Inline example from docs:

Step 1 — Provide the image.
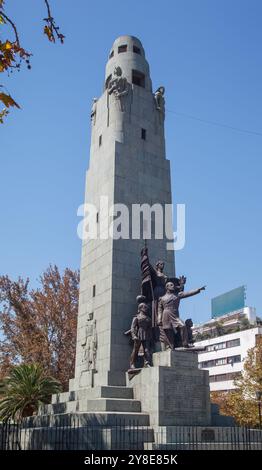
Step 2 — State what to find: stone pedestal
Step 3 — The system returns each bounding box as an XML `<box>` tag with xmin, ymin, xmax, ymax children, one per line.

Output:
<box><xmin>127</xmin><ymin>350</ymin><xmax>211</xmax><ymax>426</ymax></box>
<box><xmin>20</xmin><ymin>349</ymin><xmax>236</xmax><ymax>450</ymax></box>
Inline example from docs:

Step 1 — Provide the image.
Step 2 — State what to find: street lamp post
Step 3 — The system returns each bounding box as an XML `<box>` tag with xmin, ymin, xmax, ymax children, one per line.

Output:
<box><xmin>256</xmin><ymin>391</ymin><xmax>262</xmax><ymax>429</ymax></box>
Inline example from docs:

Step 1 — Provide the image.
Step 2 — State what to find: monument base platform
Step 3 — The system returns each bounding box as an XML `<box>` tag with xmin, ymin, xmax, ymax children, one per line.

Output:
<box><xmin>127</xmin><ymin>350</ymin><xmax>211</xmax><ymax>426</ymax></box>
<box><xmin>17</xmin><ymin>350</ymin><xmax>235</xmax><ymax>450</ymax></box>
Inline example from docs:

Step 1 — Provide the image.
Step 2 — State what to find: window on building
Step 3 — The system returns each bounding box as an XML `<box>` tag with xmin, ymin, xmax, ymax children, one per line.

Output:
<box><xmin>227</xmin><ymin>339</ymin><xmax>240</xmax><ymax>348</ymax></box>
<box><xmin>133</xmin><ymin>45</ymin><xmax>141</xmax><ymax>54</ymax></box>
<box><xmin>141</xmin><ymin>128</ymin><xmax>146</xmax><ymax>140</ymax></box>
<box><xmin>216</xmin><ymin>358</ymin><xmax>227</xmax><ymax>366</ymax></box>
<box><xmin>109</xmin><ymin>50</ymin><xmax>114</xmax><ymax>59</ymax></box>
<box><xmin>118</xmin><ymin>45</ymin><xmax>127</xmax><ymax>53</ymax></box>
<box><xmin>92</xmin><ymin>285</ymin><xmax>96</xmax><ymax>297</ymax></box>
<box><xmin>105</xmin><ymin>74</ymin><xmax>112</xmax><ymax>89</ymax></box>
<box><xmin>228</xmin><ymin>355</ymin><xmax>241</xmax><ymax>364</ymax></box>
<box><xmin>209</xmin><ymin>372</ymin><xmax>241</xmax><ymax>383</ymax></box>
<box><xmin>200</xmin><ymin>359</ymin><xmax>215</xmax><ymax>368</ymax></box>
<box><xmin>199</xmin><ymin>354</ymin><xmax>241</xmax><ymax>369</ymax></box>
<box><xmin>99</xmin><ymin>135</ymin><xmax>102</xmax><ymax>146</ymax></box>
<box><xmin>206</xmin><ymin>338</ymin><xmax>240</xmax><ymax>353</ymax></box>
<box><xmin>132</xmin><ymin>69</ymin><xmax>145</xmax><ymax>88</ymax></box>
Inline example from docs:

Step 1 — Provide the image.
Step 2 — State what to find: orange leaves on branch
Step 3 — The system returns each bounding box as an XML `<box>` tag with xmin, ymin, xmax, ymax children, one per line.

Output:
<box><xmin>0</xmin><ymin>38</ymin><xmax>29</xmax><ymax>121</ymax></box>
<box><xmin>43</xmin><ymin>24</ymin><xmax>65</xmax><ymax>44</ymax></box>
<box><xmin>44</xmin><ymin>25</ymin><xmax>55</xmax><ymax>43</ymax></box>
<box><xmin>43</xmin><ymin>22</ymin><xmax>65</xmax><ymax>44</ymax></box>
<box><xmin>0</xmin><ymin>89</ymin><xmax>21</xmax><ymax>123</ymax></box>
<box><xmin>0</xmin><ymin>92</ymin><xmax>20</xmax><ymax>109</ymax></box>
<box><xmin>43</xmin><ymin>0</ymin><xmax>65</xmax><ymax>44</ymax></box>
<box><xmin>0</xmin><ymin>40</ymin><xmax>32</xmax><ymax>73</ymax></box>
<box><xmin>0</xmin><ymin>0</ymin><xmax>64</xmax><ymax>123</ymax></box>
<box><xmin>0</xmin><ymin>2</ymin><xmax>31</xmax><ymax>122</ymax></box>
<box><xmin>0</xmin><ymin>4</ymin><xmax>32</xmax><ymax>75</ymax></box>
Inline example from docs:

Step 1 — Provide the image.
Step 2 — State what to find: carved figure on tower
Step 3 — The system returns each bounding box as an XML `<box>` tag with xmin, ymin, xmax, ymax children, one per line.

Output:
<box><xmin>154</xmin><ymin>86</ymin><xmax>165</xmax><ymax>116</ymax></box>
<box><xmin>81</xmin><ymin>315</ymin><xmax>97</xmax><ymax>370</ymax></box>
<box><xmin>108</xmin><ymin>66</ymin><xmax>129</xmax><ymax>111</ymax></box>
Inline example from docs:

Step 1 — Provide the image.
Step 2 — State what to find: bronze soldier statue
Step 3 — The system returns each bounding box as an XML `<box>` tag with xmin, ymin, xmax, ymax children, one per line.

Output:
<box><xmin>130</xmin><ymin>302</ymin><xmax>153</xmax><ymax>369</ymax></box>
<box><xmin>185</xmin><ymin>318</ymin><xmax>194</xmax><ymax>346</ymax></box>
<box><xmin>140</xmin><ymin>246</ymin><xmax>188</xmax><ymax>345</ymax></box>
<box><xmin>158</xmin><ymin>281</ymin><xmax>205</xmax><ymax>349</ymax></box>
<box><xmin>141</xmin><ymin>247</ymin><xmax>174</xmax><ymax>326</ymax></box>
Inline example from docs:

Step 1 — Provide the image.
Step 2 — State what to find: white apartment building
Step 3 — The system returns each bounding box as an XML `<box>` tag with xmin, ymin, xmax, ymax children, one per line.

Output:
<box><xmin>193</xmin><ymin>308</ymin><xmax>262</xmax><ymax>392</ymax></box>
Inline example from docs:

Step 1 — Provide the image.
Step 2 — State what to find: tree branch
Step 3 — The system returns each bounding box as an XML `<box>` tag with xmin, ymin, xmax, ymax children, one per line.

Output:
<box><xmin>43</xmin><ymin>0</ymin><xmax>65</xmax><ymax>43</ymax></box>
<box><xmin>0</xmin><ymin>11</ymin><xmax>20</xmax><ymax>45</ymax></box>
<box><xmin>44</xmin><ymin>0</ymin><xmax>52</xmax><ymax>18</ymax></box>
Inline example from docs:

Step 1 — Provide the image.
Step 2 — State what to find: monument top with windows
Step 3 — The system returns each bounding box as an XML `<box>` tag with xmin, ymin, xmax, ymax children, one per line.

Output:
<box><xmin>105</xmin><ymin>35</ymin><xmax>152</xmax><ymax>92</ymax></box>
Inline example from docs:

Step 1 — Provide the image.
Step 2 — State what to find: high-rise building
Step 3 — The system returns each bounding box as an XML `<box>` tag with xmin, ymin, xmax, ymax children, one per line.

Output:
<box><xmin>194</xmin><ymin>299</ymin><xmax>261</xmax><ymax>392</ymax></box>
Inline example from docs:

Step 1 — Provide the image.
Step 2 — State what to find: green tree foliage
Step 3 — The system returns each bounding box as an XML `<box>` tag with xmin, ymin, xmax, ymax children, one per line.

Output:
<box><xmin>0</xmin><ymin>363</ymin><xmax>62</xmax><ymax>421</ymax></box>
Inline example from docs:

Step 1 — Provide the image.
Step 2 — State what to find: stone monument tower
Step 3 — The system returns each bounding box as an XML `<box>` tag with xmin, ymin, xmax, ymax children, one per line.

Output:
<box><xmin>73</xmin><ymin>35</ymin><xmax>175</xmax><ymax>390</ymax></box>
<box><xmin>37</xmin><ymin>37</ymin><xmax>228</xmax><ymax>446</ymax></box>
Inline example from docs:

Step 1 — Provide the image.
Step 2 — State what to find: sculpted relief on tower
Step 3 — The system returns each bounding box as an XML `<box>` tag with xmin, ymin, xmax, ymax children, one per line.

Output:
<box><xmin>90</xmin><ymin>98</ymin><xmax>98</xmax><ymax>125</ymax></box>
<box><xmin>107</xmin><ymin>66</ymin><xmax>130</xmax><ymax>112</ymax></box>
<box><xmin>154</xmin><ymin>86</ymin><xmax>165</xmax><ymax>117</ymax></box>
<box><xmin>81</xmin><ymin>314</ymin><xmax>97</xmax><ymax>371</ymax></box>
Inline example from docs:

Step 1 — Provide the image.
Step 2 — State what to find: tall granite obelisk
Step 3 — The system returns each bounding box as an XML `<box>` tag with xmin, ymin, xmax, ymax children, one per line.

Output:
<box><xmin>35</xmin><ymin>36</ymin><xmax>223</xmax><ymax>439</ymax></box>
<box><xmin>73</xmin><ymin>36</ymin><xmax>175</xmax><ymax>390</ymax></box>
<box><xmin>35</xmin><ymin>37</ymin><xmax>232</xmax><ymax>438</ymax></box>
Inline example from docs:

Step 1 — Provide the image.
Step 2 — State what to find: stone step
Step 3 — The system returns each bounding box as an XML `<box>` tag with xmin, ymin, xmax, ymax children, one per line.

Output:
<box><xmin>78</xmin><ymin>398</ymin><xmax>141</xmax><ymax>413</ymax></box>
<box><xmin>42</xmin><ymin>397</ymin><xmax>141</xmax><ymax>415</ymax></box>
<box><xmin>12</xmin><ymin>425</ymin><xmax>155</xmax><ymax>450</ymax></box>
<box><xmin>25</xmin><ymin>411</ymin><xmax>150</xmax><ymax>427</ymax></box>
<box><xmin>51</xmin><ymin>391</ymin><xmax>72</xmax><ymax>404</ymax></box>
<box><xmin>51</xmin><ymin>386</ymin><xmax>133</xmax><ymax>405</ymax></box>
<box><xmin>89</xmin><ymin>386</ymin><xmax>134</xmax><ymax>399</ymax></box>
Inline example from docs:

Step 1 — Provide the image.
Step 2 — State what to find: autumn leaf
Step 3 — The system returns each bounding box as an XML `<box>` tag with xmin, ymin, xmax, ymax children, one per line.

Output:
<box><xmin>0</xmin><ymin>108</ymin><xmax>8</xmax><ymax>124</ymax></box>
<box><xmin>4</xmin><ymin>40</ymin><xmax>12</xmax><ymax>50</ymax></box>
<box><xmin>0</xmin><ymin>41</ymin><xmax>14</xmax><ymax>72</ymax></box>
<box><xmin>44</xmin><ymin>25</ymin><xmax>54</xmax><ymax>42</ymax></box>
<box><xmin>0</xmin><ymin>92</ymin><xmax>20</xmax><ymax>109</ymax></box>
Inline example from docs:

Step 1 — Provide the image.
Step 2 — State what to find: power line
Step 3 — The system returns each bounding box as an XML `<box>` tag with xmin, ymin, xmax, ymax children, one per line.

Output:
<box><xmin>166</xmin><ymin>109</ymin><xmax>262</xmax><ymax>137</ymax></box>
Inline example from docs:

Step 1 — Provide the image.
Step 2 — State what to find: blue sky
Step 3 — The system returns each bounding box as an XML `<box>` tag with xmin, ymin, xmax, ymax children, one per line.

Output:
<box><xmin>1</xmin><ymin>0</ymin><xmax>262</xmax><ymax>324</ymax></box>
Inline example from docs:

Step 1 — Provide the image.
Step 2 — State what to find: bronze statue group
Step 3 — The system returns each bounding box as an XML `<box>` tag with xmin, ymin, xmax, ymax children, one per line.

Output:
<box><xmin>128</xmin><ymin>247</ymin><xmax>205</xmax><ymax>370</ymax></box>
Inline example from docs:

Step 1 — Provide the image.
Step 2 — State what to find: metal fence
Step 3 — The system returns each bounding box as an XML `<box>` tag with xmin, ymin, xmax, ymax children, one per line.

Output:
<box><xmin>0</xmin><ymin>418</ymin><xmax>262</xmax><ymax>450</ymax></box>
